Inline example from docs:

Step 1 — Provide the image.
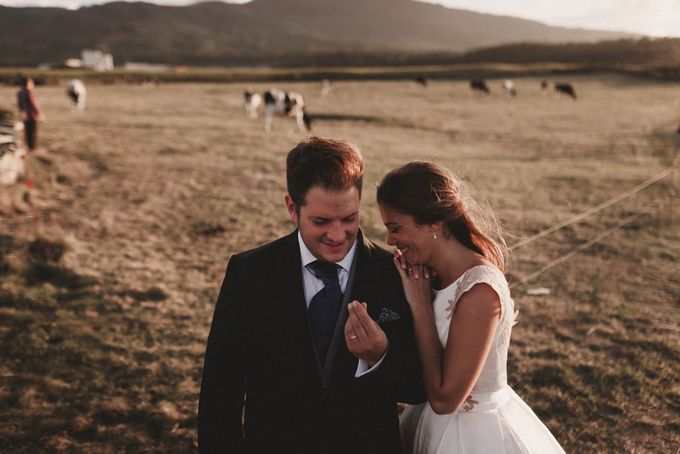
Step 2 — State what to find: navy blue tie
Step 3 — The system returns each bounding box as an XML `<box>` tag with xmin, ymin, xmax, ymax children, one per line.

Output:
<box><xmin>307</xmin><ymin>260</ymin><xmax>343</xmax><ymax>366</ymax></box>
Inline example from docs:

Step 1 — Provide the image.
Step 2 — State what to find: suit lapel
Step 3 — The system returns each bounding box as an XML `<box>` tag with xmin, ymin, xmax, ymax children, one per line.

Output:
<box><xmin>279</xmin><ymin>232</ymin><xmax>307</xmax><ymax>315</ymax></box>
<box><xmin>277</xmin><ymin>232</ymin><xmax>322</xmax><ymax>378</ymax></box>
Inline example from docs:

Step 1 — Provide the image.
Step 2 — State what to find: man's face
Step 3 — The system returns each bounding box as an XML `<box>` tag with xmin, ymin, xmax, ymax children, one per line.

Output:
<box><xmin>286</xmin><ymin>185</ymin><xmax>360</xmax><ymax>263</ymax></box>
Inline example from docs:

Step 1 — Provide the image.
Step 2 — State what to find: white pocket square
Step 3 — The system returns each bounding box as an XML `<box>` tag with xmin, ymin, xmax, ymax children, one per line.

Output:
<box><xmin>377</xmin><ymin>307</ymin><xmax>400</xmax><ymax>324</ymax></box>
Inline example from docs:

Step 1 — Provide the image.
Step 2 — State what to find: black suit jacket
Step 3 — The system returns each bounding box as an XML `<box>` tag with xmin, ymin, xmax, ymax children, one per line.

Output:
<box><xmin>198</xmin><ymin>230</ymin><xmax>424</xmax><ymax>454</ymax></box>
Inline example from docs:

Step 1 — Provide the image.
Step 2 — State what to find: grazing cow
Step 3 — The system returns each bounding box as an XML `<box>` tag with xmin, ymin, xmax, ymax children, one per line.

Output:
<box><xmin>414</xmin><ymin>76</ymin><xmax>428</xmax><ymax>87</ymax></box>
<box><xmin>263</xmin><ymin>89</ymin><xmax>312</xmax><ymax>132</ymax></box>
<box><xmin>470</xmin><ymin>79</ymin><xmax>490</xmax><ymax>94</ymax></box>
<box><xmin>66</xmin><ymin>79</ymin><xmax>87</xmax><ymax>111</ymax></box>
<box><xmin>243</xmin><ymin>91</ymin><xmax>262</xmax><ymax>119</ymax></box>
<box><xmin>554</xmin><ymin>83</ymin><xmax>577</xmax><ymax>99</ymax></box>
<box><xmin>502</xmin><ymin>79</ymin><xmax>517</xmax><ymax>97</ymax></box>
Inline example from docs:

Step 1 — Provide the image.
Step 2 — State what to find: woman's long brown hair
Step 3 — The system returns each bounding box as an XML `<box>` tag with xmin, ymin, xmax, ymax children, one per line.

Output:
<box><xmin>377</xmin><ymin>161</ymin><xmax>507</xmax><ymax>271</ymax></box>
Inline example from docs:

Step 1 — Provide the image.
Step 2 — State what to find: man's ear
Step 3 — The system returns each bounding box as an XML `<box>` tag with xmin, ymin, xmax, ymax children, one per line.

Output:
<box><xmin>284</xmin><ymin>194</ymin><xmax>299</xmax><ymax>224</ymax></box>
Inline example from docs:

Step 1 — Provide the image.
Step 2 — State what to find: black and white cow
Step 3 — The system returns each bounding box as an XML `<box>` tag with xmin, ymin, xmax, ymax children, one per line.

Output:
<box><xmin>470</xmin><ymin>79</ymin><xmax>490</xmax><ymax>94</ymax></box>
<box><xmin>66</xmin><ymin>79</ymin><xmax>87</xmax><ymax>111</ymax></box>
<box><xmin>554</xmin><ymin>83</ymin><xmax>577</xmax><ymax>100</ymax></box>
<box><xmin>263</xmin><ymin>89</ymin><xmax>311</xmax><ymax>132</ymax></box>
<box><xmin>243</xmin><ymin>91</ymin><xmax>262</xmax><ymax>119</ymax></box>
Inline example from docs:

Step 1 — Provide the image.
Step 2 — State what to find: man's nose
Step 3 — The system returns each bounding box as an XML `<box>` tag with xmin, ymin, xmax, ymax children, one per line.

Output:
<box><xmin>327</xmin><ymin>222</ymin><xmax>345</xmax><ymax>242</ymax></box>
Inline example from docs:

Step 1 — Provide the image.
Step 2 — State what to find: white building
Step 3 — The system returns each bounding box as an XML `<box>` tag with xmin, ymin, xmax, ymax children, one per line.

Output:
<box><xmin>81</xmin><ymin>50</ymin><xmax>114</xmax><ymax>72</ymax></box>
<box><xmin>65</xmin><ymin>58</ymin><xmax>83</xmax><ymax>69</ymax></box>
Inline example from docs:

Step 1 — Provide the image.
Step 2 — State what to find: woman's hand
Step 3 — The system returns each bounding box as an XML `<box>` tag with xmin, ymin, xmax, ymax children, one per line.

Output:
<box><xmin>392</xmin><ymin>248</ymin><xmax>432</xmax><ymax>310</ymax></box>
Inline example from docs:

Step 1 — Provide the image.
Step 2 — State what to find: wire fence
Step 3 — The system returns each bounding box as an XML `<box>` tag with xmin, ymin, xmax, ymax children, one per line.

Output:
<box><xmin>509</xmin><ymin>154</ymin><xmax>679</xmax><ymax>287</ymax></box>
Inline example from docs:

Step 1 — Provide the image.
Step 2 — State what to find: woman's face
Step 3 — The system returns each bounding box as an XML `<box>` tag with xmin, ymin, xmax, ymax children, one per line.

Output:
<box><xmin>379</xmin><ymin>204</ymin><xmax>433</xmax><ymax>266</ymax></box>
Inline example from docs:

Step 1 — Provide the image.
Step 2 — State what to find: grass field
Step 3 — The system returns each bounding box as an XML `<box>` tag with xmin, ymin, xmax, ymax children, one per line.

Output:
<box><xmin>0</xmin><ymin>73</ymin><xmax>678</xmax><ymax>452</ymax></box>
<box><xmin>0</xmin><ymin>62</ymin><xmax>665</xmax><ymax>86</ymax></box>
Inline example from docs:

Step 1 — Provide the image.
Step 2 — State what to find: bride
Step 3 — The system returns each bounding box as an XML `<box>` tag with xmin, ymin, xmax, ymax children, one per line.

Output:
<box><xmin>376</xmin><ymin>162</ymin><xmax>565</xmax><ymax>453</ymax></box>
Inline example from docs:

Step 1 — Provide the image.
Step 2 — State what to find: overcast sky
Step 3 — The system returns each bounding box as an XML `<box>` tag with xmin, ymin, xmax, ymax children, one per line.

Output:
<box><xmin>1</xmin><ymin>0</ymin><xmax>679</xmax><ymax>38</ymax></box>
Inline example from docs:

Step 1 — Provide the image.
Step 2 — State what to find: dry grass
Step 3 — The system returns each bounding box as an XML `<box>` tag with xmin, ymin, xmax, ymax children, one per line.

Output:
<box><xmin>0</xmin><ymin>74</ymin><xmax>678</xmax><ymax>452</ymax></box>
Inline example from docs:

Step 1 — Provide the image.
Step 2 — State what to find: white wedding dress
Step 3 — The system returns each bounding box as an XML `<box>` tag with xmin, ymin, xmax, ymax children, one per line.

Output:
<box><xmin>400</xmin><ymin>265</ymin><xmax>565</xmax><ymax>454</ymax></box>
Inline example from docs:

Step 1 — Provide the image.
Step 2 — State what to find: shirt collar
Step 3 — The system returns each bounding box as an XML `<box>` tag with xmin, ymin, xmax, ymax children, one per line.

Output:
<box><xmin>297</xmin><ymin>230</ymin><xmax>357</xmax><ymax>273</ymax></box>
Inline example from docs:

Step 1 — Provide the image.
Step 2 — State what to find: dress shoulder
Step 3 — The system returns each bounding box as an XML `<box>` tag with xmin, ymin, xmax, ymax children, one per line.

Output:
<box><xmin>452</xmin><ymin>265</ymin><xmax>509</xmax><ymax>304</ymax></box>
<box><xmin>444</xmin><ymin>265</ymin><xmax>516</xmax><ymax>341</ymax></box>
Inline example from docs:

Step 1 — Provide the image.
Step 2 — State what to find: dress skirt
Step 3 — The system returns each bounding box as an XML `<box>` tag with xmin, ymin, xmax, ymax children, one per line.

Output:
<box><xmin>400</xmin><ymin>386</ymin><xmax>565</xmax><ymax>454</ymax></box>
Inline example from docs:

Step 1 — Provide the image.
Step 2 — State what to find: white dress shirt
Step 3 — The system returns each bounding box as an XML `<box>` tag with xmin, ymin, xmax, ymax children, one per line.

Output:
<box><xmin>297</xmin><ymin>231</ymin><xmax>385</xmax><ymax>376</ymax></box>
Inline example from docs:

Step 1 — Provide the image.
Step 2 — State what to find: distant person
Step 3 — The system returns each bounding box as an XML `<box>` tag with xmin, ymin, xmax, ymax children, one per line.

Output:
<box><xmin>198</xmin><ymin>137</ymin><xmax>424</xmax><ymax>453</ymax></box>
<box><xmin>321</xmin><ymin>78</ymin><xmax>333</xmax><ymax>96</ymax></box>
<box><xmin>17</xmin><ymin>77</ymin><xmax>44</xmax><ymax>151</ymax></box>
<box><xmin>375</xmin><ymin>162</ymin><xmax>565</xmax><ymax>453</ymax></box>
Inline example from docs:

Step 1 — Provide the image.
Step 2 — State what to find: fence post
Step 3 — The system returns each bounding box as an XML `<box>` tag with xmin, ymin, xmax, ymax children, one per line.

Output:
<box><xmin>669</xmin><ymin>166</ymin><xmax>678</xmax><ymax>228</ymax></box>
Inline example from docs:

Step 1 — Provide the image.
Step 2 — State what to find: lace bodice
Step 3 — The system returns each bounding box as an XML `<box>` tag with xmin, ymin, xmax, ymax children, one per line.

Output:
<box><xmin>431</xmin><ymin>264</ymin><xmax>516</xmax><ymax>394</ymax></box>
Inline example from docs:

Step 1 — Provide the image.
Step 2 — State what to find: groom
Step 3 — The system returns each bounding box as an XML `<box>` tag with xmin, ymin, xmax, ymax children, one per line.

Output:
<box><xmin>198</xmin><ymin>137</ymin><xmax>423</xmax><ymax>453</ymax></box>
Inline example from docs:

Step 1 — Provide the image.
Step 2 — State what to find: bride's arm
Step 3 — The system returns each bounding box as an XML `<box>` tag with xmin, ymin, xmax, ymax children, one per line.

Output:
<box><xmin>396</xmin><ymin>260</ymin><xmax>501</xmax><ymax>415</ymax></box>
<box><xmin>427</xmin><ymin>285</ymin><xmax>500</xmax><ymax>414</ymax></box>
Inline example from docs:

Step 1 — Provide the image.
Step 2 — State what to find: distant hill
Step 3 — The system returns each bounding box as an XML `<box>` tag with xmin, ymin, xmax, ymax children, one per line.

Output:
<box><xmin>0</xmin><ymin>0</ymin><xmax>633</xmax><ymax>67</ymax></box>
<box><xmin>456</xmin><ymin>38</ymin><xmax>680</xmax><ymax>67</ymax></box>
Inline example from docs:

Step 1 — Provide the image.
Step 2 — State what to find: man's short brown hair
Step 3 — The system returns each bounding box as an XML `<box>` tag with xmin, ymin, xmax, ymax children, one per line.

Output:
<box><xmin>286</xmin><ymin>137</ymin><xmax>364</xmax><ymax>207</ymax></box>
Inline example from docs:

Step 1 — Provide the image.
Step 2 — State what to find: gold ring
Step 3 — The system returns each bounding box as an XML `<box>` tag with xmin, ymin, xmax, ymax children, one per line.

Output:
<box><xmin>349</xmin><ymin>335</ymin><xmax>358</xmax><ymax>340</ymax></box>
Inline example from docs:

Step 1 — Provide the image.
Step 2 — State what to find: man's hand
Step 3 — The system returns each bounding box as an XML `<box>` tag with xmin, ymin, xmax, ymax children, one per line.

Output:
<box><xmin>344</xmin><ymin>301</ymin><xmax>388</xmax><ymax>366</ymax></box>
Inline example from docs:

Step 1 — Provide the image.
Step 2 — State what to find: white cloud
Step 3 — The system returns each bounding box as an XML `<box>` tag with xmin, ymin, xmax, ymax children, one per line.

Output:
<box><xmin>421</xmin><ymin>0</ymin><xmax>680</xmax><ymax>37</ymax></box>
<box><xmin>1</xmin><ymin>0</ymin><xmax>80</xmax><ymax>7</ymax></box>
<box><xmin>0</xmin><ymin>0</ymin><xmax>249</xmax><ymax>7</ymax></box>
<box><xmin>1</xmin><ymin>0</ymin><xmax>679</xmax><ymax>37</ymax></box>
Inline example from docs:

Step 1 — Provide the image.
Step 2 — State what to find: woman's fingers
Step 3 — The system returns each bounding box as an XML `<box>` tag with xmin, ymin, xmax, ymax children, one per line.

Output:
<box><xmin>411</xmin><ymin>264</ymin><xmax>420</xmax><ymax>280</ymax></box>
<box><xmin>393</xmin><ymin>249</ymin><xmax>433</xmax><ymax>282</ymax></box>
<box><xmin>394</xmin><ymin>248</ymin><xmax>407</xmax><ymax>270</ymax></box>
<box><xmin>392</xmin><ymin>254</ymin><xmax>410</xmax><ymax>281</ymax></box>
